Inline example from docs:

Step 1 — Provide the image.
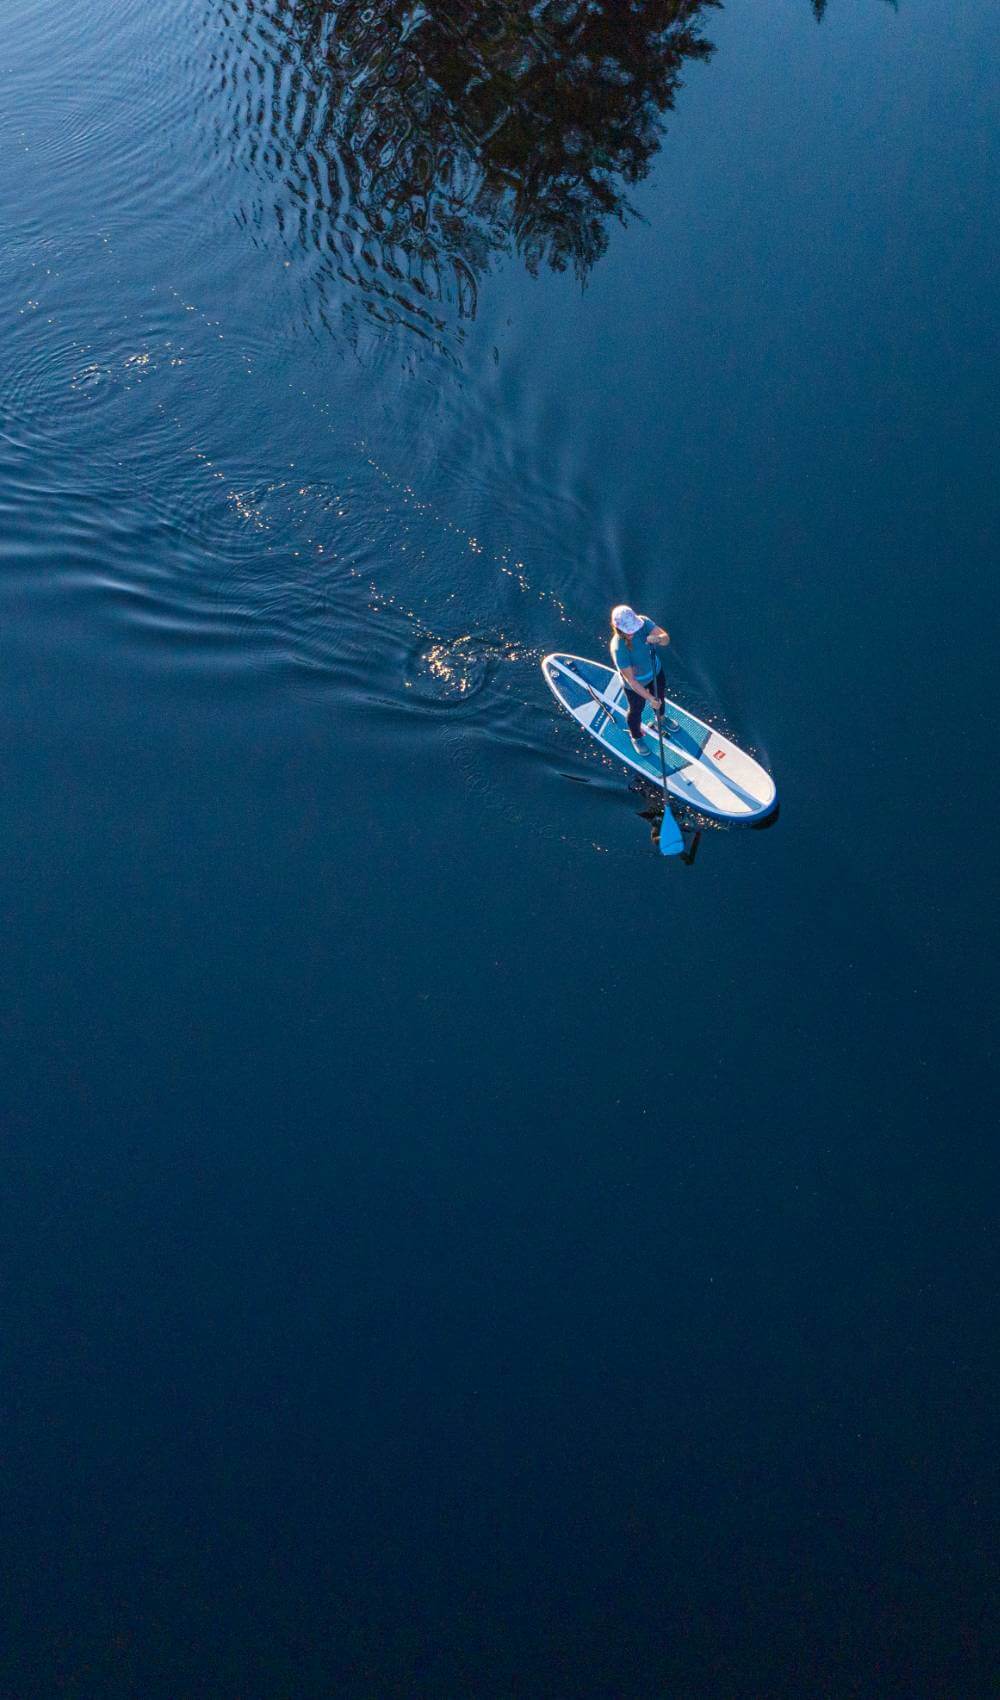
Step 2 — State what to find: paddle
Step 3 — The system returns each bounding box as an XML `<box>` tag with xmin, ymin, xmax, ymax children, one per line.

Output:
<box><xmin>653</xmin><ymin>690</ymin><xmax>684</xmax><ymax>857</ymax></box>
<box><xmin>578</xmin><ymin>671</ymin><xmax>683</xmax><ymax>857</ymax></box>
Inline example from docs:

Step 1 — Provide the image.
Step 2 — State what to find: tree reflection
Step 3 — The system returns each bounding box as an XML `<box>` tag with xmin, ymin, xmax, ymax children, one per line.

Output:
<box><xmin>219</xmin><ymin>0</ymin><xmax>892</xmax><ymax>338</ymax></box>
<box><xmin>220</xmin><ymin>0</ymin><xmax>719</xmax><ymax>332</ymax></box>
<box><xmin>812</xmin><ymin>0</ymin><xmax>896</xmax><ymax>19</ymax></box>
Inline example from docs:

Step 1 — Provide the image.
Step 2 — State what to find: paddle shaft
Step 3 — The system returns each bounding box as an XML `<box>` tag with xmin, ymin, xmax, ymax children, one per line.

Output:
<box><xmin>656</xmin><ymin>701</ymin><xmax>670</xmax><ymax>794</ymax></box>
<box><xmin>652</xmin><ymin>677</ymin><xmax>679</xmax><ymax>855</ymax></box>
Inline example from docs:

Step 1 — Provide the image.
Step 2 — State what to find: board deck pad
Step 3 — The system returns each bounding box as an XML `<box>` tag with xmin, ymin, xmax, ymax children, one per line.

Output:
<box><xmin>541</xmin><ymin>653</ymin><xmax>776</xmax><ymax>822</ymax></box>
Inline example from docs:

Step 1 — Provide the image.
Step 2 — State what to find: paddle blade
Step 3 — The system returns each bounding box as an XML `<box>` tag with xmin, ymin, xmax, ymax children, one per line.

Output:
<box><xmin>658</xmin><ymin>810</ymin><xmax>684</xmax><ymax>857</ymax></box>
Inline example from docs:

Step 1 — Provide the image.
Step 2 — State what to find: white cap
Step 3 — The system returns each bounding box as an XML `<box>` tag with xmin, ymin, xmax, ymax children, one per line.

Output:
<box><xmin>611</xmin><ymin>604</ymin><xmax>644</xmax><ymax>635</ymax></box>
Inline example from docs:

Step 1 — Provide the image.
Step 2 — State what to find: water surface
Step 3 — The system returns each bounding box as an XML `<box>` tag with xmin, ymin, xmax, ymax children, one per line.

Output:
<box><xmin>2</xmin><ymin>0</ymin><xmax>997</xmax><ymax>1693</ymax></box>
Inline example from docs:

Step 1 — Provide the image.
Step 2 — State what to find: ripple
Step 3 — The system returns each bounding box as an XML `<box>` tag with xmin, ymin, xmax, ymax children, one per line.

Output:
<box><xmin>1</xmin><ymin>330</ymin><xmax>130</xmax><ymax>436</ymax></box>
<box><xmin>403</xmin><ymin>633</ymin><xmax>495</xmax><ymax>704</ymax></box>
<box><xmin>1</xmin><ymin>0</ymin><xmax>210</xmax><ymax>232</ymax></box>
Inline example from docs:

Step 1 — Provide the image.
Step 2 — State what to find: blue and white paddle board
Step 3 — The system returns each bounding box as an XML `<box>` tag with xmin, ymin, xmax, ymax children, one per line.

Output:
<box><xmin>542</xmin><ymin>653</ymin><xmax>776</xmax><ymax>823</ymax></box>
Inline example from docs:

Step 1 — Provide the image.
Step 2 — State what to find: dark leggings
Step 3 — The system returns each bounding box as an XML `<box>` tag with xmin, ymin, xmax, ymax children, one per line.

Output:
<box><xmin>624</xmin><ymin>667</ymin><xmax>665</xmax><ymax>739</ymax></box>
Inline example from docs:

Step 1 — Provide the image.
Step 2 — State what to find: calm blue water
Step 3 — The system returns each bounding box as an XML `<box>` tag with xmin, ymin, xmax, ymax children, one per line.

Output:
<box><xmin>2</xmin><ymin>0</ymin><xmax>997</xmax><ymax>1692</ymax></box>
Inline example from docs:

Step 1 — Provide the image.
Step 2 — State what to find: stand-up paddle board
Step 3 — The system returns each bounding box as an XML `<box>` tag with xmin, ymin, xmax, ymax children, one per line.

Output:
<box><xmin>542</xmin><ymin>653</ymin><xmax>776</xmax><ymax>823</ymax></box>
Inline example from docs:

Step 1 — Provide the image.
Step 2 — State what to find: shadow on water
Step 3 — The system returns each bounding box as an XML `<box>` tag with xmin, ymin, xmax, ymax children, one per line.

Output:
<box><xmin>638</xmin><ymin>794</ymin><xmax>705</xmax><ymax>863</ymax></box>
<box><xmin>635</xmin><ymin>784</ymin><xmax>776</xmax><ymax>866</ymax></box>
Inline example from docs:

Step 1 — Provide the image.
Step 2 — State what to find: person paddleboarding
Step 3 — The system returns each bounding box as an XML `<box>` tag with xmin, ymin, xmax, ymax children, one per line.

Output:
<box><xmin>609</xmin><ymin>604</ymin><xmax>671</xmax><ymax>752</ymax></box>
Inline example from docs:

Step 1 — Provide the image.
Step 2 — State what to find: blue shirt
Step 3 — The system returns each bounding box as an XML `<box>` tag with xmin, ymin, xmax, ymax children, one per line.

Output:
<box><xmin>610</xmin><ymin>617</ymin><xmax>660</xmax><ymax>685</ymax></box>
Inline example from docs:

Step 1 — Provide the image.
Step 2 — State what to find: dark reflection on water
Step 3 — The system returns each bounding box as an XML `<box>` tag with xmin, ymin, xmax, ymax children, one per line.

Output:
<box><xmin>213</xmin><ymin>0</ymin><xmax>719</xmax><ymax>340</ymax></box>
<box><xmin>211</xmin><ymin>0</ymin><xmax>896</xmax><ymax>347</ymax></box>
<box><xmin>812</xmin><ymin>0</ymin><xmax>895</xmax><ymax>17</ymax></box>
